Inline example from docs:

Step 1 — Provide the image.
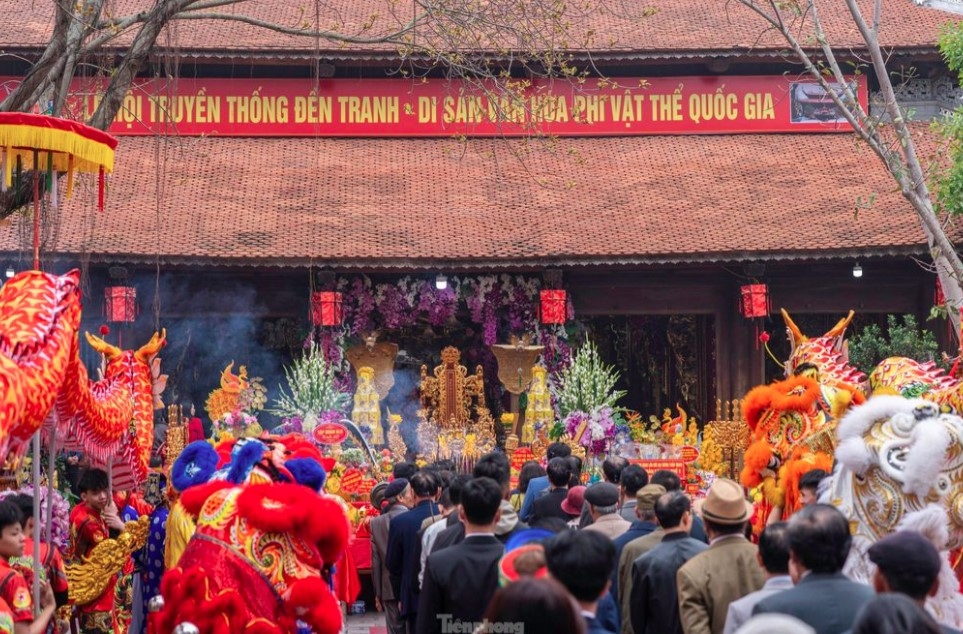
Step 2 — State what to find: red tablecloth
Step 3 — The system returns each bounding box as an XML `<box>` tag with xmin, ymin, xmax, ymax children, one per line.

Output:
<box><xmin>350</xmin><ymin>535</ymin><xmax>371</xmax><ymax>571</ymax></box>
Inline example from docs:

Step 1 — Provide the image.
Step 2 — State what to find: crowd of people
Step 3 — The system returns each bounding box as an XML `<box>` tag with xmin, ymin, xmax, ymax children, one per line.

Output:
<box><xmin>0</xmin><ymin>465</ymin><xmax>160</xmax><ymax>634</ymax></box>
<box><xmin>371</xmin><ymin>442</ymin><xmax>962</xmax><ymax>634</ymax></box>
<box><xmin>0</xmin><ymin>440</ymin><xmax>953</xmax><ymax>634</ymax></box>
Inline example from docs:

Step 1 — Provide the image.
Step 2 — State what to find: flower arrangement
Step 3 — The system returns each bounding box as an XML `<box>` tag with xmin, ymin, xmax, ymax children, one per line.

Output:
<box><xmin>337</xmin><ymin>274</ymin><xmax>543</xmax><ymax>343</ymax></box>
<box><xmin>271</xmin><ymin>344</ymin><xmax>351</xmax><ymax>431</ymax></box>
<box><xmin>339</xmin><ymin>448</ymin><xmax>367</xmax><ymax>468</ymax></box>
<box><xmin>549</xmin><ymin>342</ymin><xmax>627</xmax><ymax>454</ymax></box>
<box><xmin>563</xmin><ymin>407</ymin><xmax>621</xmax><ymax>454</ymax></box>
<box><xmin>213</xmin><ymin>410</ymin><xmax>261</xmax><ymax>439</ymax></box>
<box><xmin>0</xmin><ymin>485</ymin><xmax>70</xmax><ymax>549</ymax></box>
<box><xmin>552</xmin><ymin>342</ymin><xmax>626</xmax><ymax>417</ymax></box>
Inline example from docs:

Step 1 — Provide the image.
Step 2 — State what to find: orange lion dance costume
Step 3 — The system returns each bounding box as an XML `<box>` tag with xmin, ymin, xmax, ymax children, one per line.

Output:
<box><xmin>741</xmin><ymin>310</ymin><xmax>866</xmax><ymax>531</ymax></box>
<box><xmin>152</xmin><ymin>434</ymin><xmax>348</xmax><ymax>634</ymax></box>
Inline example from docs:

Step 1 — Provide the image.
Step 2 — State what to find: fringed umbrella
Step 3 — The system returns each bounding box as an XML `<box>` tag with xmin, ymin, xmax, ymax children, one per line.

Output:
<box><xmin>0</xmin><ymin>111</ymin><xmax>117</xmax><ymax>614</ymax></box>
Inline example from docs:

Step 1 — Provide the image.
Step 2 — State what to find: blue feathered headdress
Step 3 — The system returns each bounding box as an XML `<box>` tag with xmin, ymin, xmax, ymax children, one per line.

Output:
<box><xmin>171</xmin><ymin>441</ymin><xmax>219</xmax><ymax>492</ymax></box>
<box><xmin>226</xmin><ymin>439</ymin><xmax>268</xmax><ymax>484</ymax></box>
<box><xmin>285</xmin><ymin>458</ymin><xmax>328</xmax><ymax>492</ymax></box>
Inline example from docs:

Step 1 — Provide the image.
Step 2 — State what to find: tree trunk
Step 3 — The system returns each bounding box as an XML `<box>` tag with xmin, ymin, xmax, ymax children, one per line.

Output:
<box><xmin>89</xmin><ymin>0</ymin><xmax>191</xmax><ymax>130</ymax></box>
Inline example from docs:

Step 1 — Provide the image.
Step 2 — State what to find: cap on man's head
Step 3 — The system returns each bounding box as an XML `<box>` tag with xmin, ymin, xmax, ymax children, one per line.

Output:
<box><xmin>584</xmin><ymin>482</ymin><xmax>620</xmax><ymax>508</ymax></box>
<box><xmin>384</xmin><ymin>478</ymin><xmax>409</xmax><ymax>500</ymax></box>
<box><xmin>868</xmin><ymin>530</ymin><xmax>941</xmax><ymax>581</ymax></box>
<box><xmin>370</xmin><ymin>481</ymin><xmax>389</xmax><ymax>509</ymax></box>
<box><xmin>636</xmin><ymin>484</ymin><xmax>667</xmax><ymax>512</ymax></box>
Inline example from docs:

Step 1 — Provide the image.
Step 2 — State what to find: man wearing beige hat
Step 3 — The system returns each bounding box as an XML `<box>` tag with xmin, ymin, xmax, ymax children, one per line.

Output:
<box><xmin>677</xmin><ymin>478</ymin><xmax>764</xmax><ymax>634</ymax></box>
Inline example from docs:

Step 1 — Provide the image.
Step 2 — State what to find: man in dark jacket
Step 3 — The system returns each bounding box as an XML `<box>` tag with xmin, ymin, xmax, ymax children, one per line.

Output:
<box><xmin>386</xmin><ymin>471</ymin><xmax>440</xmax><ymax>634</ymax></box>
<box><xmin>416</xmin><ymin>477</ymin><xmax>505</xmax><ymax>634</ymax></box>
<box><xmin>843</xmin><ymin>530</ymin><xmax>960</xmax><ymax>634</ymax></box>
<box><xmin>531</xmin><ymin>457</ymin><xmax>574</xmax><ymax>523</ymax></box>
<box><xmin>519</xmin><ymin>442</ymin><xmax>572</xmax><ymax>522</ymax></box>
<box><xmin>753</xmin><ymin>504</ymin><xmax>874</xmax><ymax>634</ymax></box>
<box><xmin>545</xmin><ymin>526</ymin><xmax>619</xmax><ymax>634</ymax></box>
<box><xmin>630</xmin><ymin>491</ymin><xmax>707</xmax><ymax>634</ymax></box>
<box><xmin>430</xmin><ymin>452</ymin><xmax>527</xmax><ymax>553</ymax></box>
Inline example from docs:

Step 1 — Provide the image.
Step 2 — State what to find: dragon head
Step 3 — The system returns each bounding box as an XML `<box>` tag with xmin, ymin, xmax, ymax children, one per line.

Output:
<box><xmin>782</xmin><ymin>309</ymin><xmax>866</xmax><ymax>387</ymax></box>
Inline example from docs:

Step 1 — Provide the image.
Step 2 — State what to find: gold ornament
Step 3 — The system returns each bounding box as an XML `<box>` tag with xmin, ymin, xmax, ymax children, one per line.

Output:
<box><xmin>67</xmin><ymin>516</ymin><xmax>150</xmax><ymax>606</ymax></box>
<box><xmin>346</xmin><ymin>333</ymin><xmax>399</xmax><ymax>401</ymax></box>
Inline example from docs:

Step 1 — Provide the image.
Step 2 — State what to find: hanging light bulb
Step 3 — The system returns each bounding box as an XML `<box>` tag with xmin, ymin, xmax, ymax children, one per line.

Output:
<box><xmin>435</xmin><ymin>274</ymin><xmax>448</xmax><ymax>290</ymax></box>
<box><xmin>852</xmin><ymin>263</ymin><xmax>863</xmax><ymax>278</ymax></box>
<box><xmin>4</xmin><ymin>267</ymin><xmax>13</xmax><ymax>279</ymax></box>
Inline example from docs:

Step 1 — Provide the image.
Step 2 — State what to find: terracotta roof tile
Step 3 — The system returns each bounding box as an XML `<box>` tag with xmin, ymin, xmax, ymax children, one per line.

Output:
<box><xmin>0</xmin><ymin>0</ymin><xmax>950</xmax><ymax>57</ymax></box>
<box><xmin>0</xmin><ymin>132</ymin><xmax>939</xmax><ymax>267</ymax></box>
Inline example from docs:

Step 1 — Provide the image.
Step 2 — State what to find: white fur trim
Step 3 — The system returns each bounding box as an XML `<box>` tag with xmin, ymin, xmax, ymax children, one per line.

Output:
<box><xmin>902</xmin><ymin>420</ymin><xmax>952</xmax><ymax>497</ymax></box>
<box><xmin>834</xmin><ymin>437</ymin><xmax>875</xmax><ymax>475</ymax></box>
<box><xmin>837</xmin><ymin>395</ymin><xmax>925</xmax><ymax>442</ymax></box>
<box><xmin>897</xmin><ymin>505</ymin><xmax>951</xmax><ymax>550</ymax></box>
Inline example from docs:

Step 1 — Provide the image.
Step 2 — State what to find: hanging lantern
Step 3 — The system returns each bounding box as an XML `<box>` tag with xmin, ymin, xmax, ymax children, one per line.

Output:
<box><xmin>540</xmin><ymin>289</ymin><xmax>567</xmax><ymax>325</ymax></box>
<box><xmin>104</xmin><ymin>285</ymin><xmax>137</xmax><ymax>323</ymax></box>
<box><xmin>311</xmin><ymin>291</ymin><xmax>343</xmax><ymax>327</ymax></box>
<box><xmin>740</xmin><ymin>284</ymin><xmax>769</xmax><ymax>319</ymax></box>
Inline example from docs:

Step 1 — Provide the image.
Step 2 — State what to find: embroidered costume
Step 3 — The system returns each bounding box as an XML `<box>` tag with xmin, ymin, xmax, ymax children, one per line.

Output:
<box><xmin>151</xmin><ymin>435</ymin><xmax>349</xmax><ymax>634</ymax></box>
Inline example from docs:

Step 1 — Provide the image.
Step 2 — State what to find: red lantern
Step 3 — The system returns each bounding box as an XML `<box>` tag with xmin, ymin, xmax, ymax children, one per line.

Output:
<box><xmin>311</xmin><ymin>291</ymin><xmax>343</xmax><ymax>327</ymax></box>
<box><xmin>740</xmin><ymin>284</ymin><xmax>769</xmax><ymax>319</ymax></box>
<box><xmin>104</xmin><ymin>286</ymin><xmax>137</xmax><ymax>323</ymax></box>
<box><xmin>540</xmin><ymin>289</ymin><xmax>567</xmax><ymax>325</ymax></box>
<box><xmin>936</xmin><ymin>278</ymin><xmax>946</xmax><ymax>307</ymax></box>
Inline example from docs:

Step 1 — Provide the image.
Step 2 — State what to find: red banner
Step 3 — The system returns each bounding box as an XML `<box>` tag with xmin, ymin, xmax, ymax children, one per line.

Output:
<box><xmin>0</xmin><ymin>75</ymin><xmax>866</xmax><ymax>137</ymax></box>
<box><xmin>628</xmin><ymin>459</ymin><xmax>688</xmax><ymax>483</ymax></box>
<box><xmin>312</xmin><ymin>422</ymin><xmax>349</xmax><ymax>445</ymax></box>
<box><xmin>340</xmin><ymin>468</ymin><xmax>364</xmax><ymax>494</ymax></box>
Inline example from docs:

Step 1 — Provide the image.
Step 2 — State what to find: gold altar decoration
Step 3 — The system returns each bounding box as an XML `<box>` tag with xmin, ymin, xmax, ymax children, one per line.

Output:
<box><xmin>491</xmin><ymin>336</ymin><xmax>544</xmax><ymax>436</ymax></box>
<box><xmin>67</xmin><ymin>515</ymin><xmax>150</xmax><ymax>605</ymax></box>
<box><xmin>530</xmin><ymin>424</ymin><xmax>551</xmax><ymax>462</ymax></box>
<box><xmin>491</xmin><ymin>335</ymin><xmax>542</xmax><ymax>393</ymax></box>
<box><xmin>165</xmin><ymin>404</ymin><xmax>187</xmax><ymax>470</ymax></box>
<box><xmin>523</xmin><ymin>367</ymin><xmax>553</xmax><ymax>445</ymax></box>
<box><xmin>701</xmin><ymin>399</ymin><xmax>749</xmax><ymax>480</ymax></box>
<box><xmin>387</xmin><ymin>412</ymin><xmax>406</xmax><ymax>459</ymax></box>
<box><xmin>352</xmin><ymin>366</ymin><xmax>383</xmax><ymax>445</ymax></box>
<box><xmin>204</xmin><ymin>362</ymin><xmax>249</xmax><ymax>421</ymax></box>
<box><xmin>346</xmin><ymin>333</ymin><xmax>399</xmax><ymax>401</ymax></box>
<box><xmin>505</xmin><ymin>433</ymin><xmax>520</xmax><ymax>453</ymax></box>
<box><xmin>419</xmin><ymin>346</ymin><xmax>496</xmax><ymax>461</ymax></box>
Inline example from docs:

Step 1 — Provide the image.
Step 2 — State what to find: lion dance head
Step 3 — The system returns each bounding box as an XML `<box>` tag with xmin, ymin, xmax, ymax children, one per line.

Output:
<box><xmin>151</xmin><ymin>433</ymin><xmax>349</xmax><ymax>634</ymax></box>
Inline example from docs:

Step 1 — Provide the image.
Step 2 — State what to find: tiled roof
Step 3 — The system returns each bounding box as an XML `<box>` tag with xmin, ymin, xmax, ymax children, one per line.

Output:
<box><xmin>0</xmin><ymin>132</ymin><xmax>941</xmax><ymax>268</ymax></box>
<box><xmin>0</xmin><ymin>0</ymin><xmax>950</xmax><ymax>58</ymax></box>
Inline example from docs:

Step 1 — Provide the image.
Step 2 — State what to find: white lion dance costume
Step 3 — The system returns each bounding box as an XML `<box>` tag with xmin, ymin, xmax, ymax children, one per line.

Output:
<box><xmin>827</xmin><ymin>396</ymin><xmax>963</xmax><ymax>626</ymax></box>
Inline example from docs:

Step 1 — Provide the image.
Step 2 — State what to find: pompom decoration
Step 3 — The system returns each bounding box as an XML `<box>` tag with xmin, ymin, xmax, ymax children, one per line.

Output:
<box><xmin>171</xmin><ymin>441</ymin><xmax>220</xmax><ymax>493</ymax></box>
<box><xmin>99</xmin><ymin>324</ymin><xmax>110</xmax><ymax>336</ymax></box>
<box><xmin>759</xmin><ymin>331</ymin><xmax>770</xmax><ymax>343</ymax></box>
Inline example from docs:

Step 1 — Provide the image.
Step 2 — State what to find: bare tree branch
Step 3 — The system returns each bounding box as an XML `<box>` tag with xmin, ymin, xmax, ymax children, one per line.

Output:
<box><xmin>736</xmin><ymin>0</ymin><xmax>963</xmax><ymax>337</ymax></box>
<box><xmin>172</xmin><ymin>10</ymin><xmax>424</xmax><ymax>44</ymax></box>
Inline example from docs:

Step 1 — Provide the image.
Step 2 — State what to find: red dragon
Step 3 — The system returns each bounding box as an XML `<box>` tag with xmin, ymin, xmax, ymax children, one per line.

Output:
<box><xmin>0</xmin><ymin>269</ymin><xmax>163</xmax><ymax>489</ymax></box>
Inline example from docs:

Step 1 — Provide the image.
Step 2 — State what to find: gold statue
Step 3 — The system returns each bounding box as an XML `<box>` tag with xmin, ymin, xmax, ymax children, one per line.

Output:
<box><xmin>352</xmin><ymin>366</ymin><xmax>383</xmax><ymax>445</ymax></box>
<box><xmin>523</xmin><ymin>366</ymin><xmax>553</xmax><ymax>444</ymax></box>
<box><xmin>346</xmin><ymin>331</ymin><xmax>399</xmax><ymax>401</ymax></box>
